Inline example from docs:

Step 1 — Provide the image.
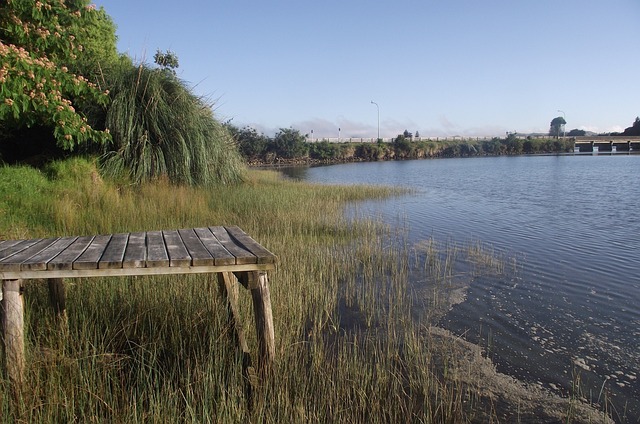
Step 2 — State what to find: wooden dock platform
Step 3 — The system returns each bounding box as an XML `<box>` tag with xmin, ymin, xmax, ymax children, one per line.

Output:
<box><xmin>0</xmin><ymin>226</ymin><xmax>276</xmax><ymax>396</ymax></box>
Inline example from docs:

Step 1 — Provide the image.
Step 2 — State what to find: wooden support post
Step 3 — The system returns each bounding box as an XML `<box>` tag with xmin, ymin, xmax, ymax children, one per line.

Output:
<box><xmin>2</xmin><ymin>279</ymin><xmax>25</xmax><ymax>386</ymax></box>
<box><xmin>217</xmin><ymin>272</ymin><xmax>257</xmax><ymax>409</ymax></box>
<box><xmin>250</xmin><ymin>271</ymin><xmax>275</xmax><ymax>369</ymax></box>
<box><xmin>217</xmin><ymin>272</ymin><xmax>250</xmax><ymax>355</ymax></box>
<box><xmin>47</xmin><ymin>278</ymin><xmax>67</xmax><ymax>320</ymax></box>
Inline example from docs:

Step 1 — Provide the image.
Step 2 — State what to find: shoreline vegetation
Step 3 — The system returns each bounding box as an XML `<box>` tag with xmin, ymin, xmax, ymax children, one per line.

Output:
<box><xmin>229</xmin><ymin>126</ymin><xmax>578</xmax><ymax>166</ymax></box>
<box><xmin>0</xmin><ymin>158</ymin><xmax>612</xmax><ymax>422</ymax></box>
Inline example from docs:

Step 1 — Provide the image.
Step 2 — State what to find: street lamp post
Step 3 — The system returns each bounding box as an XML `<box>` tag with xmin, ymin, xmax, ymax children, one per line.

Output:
<box><xmin>371</xmin><ymin>101</ymin><xmax>380</xmax><ymax>142</ymax></box>
<box><xmin>557</xmin><ymin>109</ymin><xmax>566</xmax><ymax>139</ymax></box>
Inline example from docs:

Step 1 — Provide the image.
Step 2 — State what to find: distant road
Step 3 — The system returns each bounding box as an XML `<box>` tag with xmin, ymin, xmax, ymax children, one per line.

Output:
<box><xmin>573</xmin><ymin>135</ymin><xmax>640</xmax><ymax>143</ymax></box>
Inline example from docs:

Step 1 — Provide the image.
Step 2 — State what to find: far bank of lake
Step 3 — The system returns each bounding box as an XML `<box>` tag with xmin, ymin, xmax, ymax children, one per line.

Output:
<box><xmin>280</xmin><ymin>154</ymin><xmax>640</xmax><ymax>423</ymax></box>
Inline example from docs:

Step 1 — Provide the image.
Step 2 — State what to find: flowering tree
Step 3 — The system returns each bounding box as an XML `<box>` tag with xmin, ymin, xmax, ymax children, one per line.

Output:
<box><xmin>0</xmin><ymin>0</ymin><xmax>114</xmax><ymax>150</ymax></box>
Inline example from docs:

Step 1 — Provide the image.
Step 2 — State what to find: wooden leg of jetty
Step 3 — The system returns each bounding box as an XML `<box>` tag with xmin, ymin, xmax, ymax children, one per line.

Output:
<box><xmin>47</xmin><ymin>278</ymin><xmax>67</xmax><ymax>322</ymax></box>
<box><xmin>249</xmin><ymin>271</ymin><xmax>275</xmax><ymax>370</ymax></box>
<box><xmin>218</xmin><ymin>272</ymin><xmax>257</xmax><ymax>409</ymax></box>
<box><xmin>2</xmin><ymin>279</ymin><xmax>25</xmax><ymax>392</ymax></box>
<box><xmin>233</xmin><ymin>270</ymin><xmax>276</xmax><ymax>370</ymax></box>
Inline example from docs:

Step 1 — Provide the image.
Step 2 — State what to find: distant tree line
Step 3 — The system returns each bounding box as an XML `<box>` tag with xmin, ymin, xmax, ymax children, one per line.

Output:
<box><xmin>226</xmin><ymin>124</ymin><xmax>575</xmax><ymax>164</ymax></box>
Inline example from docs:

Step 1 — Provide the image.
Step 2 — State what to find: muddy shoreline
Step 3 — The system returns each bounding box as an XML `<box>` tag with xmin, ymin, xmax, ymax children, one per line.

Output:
<box><xmin>425</xmin><ymin>280</ymin><xmax>613</xmax><ymax>423</ymax></box>
<box><xmin>427</xmin><ymin>325</ymin><xmax>613</xmax><ymax>423</ymax></box>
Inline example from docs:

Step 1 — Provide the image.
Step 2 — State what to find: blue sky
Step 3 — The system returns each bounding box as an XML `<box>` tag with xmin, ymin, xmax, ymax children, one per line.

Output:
<box><xmin>93</xmin><ymin>1</ymin><xmax>639</xmax><ymax>138</ymax></box>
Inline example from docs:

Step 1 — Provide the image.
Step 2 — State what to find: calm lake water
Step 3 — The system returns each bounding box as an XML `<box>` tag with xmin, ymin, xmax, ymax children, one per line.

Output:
<box><xmin>281</xmin><ymin>154</ymin><xmax>640</xmax><ymax>422</ymax></box>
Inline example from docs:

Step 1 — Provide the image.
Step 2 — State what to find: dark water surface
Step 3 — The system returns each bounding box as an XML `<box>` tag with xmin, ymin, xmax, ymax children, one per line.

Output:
<box><xmin>281</xmin><ymin>155</ymin><xmax>640</xmax><ymax>422</ymax></box>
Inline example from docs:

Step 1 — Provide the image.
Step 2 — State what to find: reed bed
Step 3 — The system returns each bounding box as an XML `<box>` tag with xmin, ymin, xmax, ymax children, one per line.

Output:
<box><xmin>0</xmin><ymin>159</ymin><xmax>609</xmax><ymax>423</ymax></box>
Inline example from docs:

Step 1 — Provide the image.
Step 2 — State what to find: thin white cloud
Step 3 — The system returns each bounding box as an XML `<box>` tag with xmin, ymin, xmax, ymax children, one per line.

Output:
<box><xmin>438</xmin><ymin>115</ymin><xmax>458</xmax><ymax>131</ymax></box>
<box><xmin>578</xmin><ymin>125</ymin><xmax>624</xmax><ymax>134</ymax></box>
<box><xmin>292</xmin><ymin>117</ymin><xmax>375</xmax><ymax>139</ymax></box>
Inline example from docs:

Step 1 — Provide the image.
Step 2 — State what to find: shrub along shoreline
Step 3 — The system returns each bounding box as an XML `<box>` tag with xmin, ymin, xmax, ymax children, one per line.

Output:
<box><xmin>229</xmin><ymin>125</ymin><xmax>576</xmax><ymax>165</ymax></box>
<box><xmin>0</xmin><ymin>158</ymin><xmax>610</xmax><ymax>422</ymax></box>
<box><xmin>247</xmin><ymin>137</ymin><xmax>575</xmax><ymax>166</ymax></box>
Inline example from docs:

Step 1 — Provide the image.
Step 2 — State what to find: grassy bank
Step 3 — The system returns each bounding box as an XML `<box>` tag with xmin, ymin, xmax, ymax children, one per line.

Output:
<box><xmin>0</xmin><ymin>159</ymin><xmax>609</xmax><ymax>423</ymax></box>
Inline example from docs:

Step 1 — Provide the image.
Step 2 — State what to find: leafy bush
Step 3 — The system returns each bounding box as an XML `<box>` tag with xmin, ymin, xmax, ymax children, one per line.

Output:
<box><xmin>227</xmin><ymin>125</ymin><xmax>269</xmax><ymax>161</ymax></box>
<box><xmin>355</xmin><ymin>143</ymin><xmax>385</xmax><ymax>161</ymax></box>
<box><xmin>393</xmin><ymin>135</ymin><xmax>413</xmax><ymax>158</ymax></box>
<box><xmin>271</xmin><ymin>128</ymin><xmax>308</xmax><ymax>159</ymax></box>
<box><xmin>309</xmin><ymin>140</ymin><xmax>341</xmax><ymax>160</ymax></box>
<box><xmin>459</xmin><ymin>142</ymin><xmax>478</xmax><ymax>156</ymax></box>
<box><xmin>523</xmin><ymin>139</ymin><xmax>536</xmax><ymax>153</ymax></box>
<box><xmin>0</xmin><ymin>0</ymin><xmax>113</xmax><ymax>150</ymax></box>
<box><xmin>481</xmin><ymin>138</ymin><xmax>504</xmax><ymax>155</ymax></box>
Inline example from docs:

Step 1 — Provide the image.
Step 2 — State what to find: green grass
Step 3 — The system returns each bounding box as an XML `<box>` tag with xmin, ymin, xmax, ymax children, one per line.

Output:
<box><xmin>0</xmin><ymin>158</ymin><xmax>609</xmax><ymax>423</ymax></box>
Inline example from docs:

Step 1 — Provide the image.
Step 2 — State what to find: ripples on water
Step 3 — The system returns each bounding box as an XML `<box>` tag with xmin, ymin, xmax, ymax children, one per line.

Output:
<box><xmin>282</xmin><ymin>154</ymin><xmax>640</xmax><ymax>422</ymax></box>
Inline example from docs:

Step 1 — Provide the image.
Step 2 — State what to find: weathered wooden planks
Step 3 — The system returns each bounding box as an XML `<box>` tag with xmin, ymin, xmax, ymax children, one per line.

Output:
<box><xmin>194</xmin><ymin>227</ymin><xmax>236</xmax><ymax>265</ymax></box>
<box><xmin>162</xmin><ymin>230</ymin><xmax>191</xmax><ymax>267</ymax></box>
<box><xmin>0</xmin><ymin>239</ymin><xmax>59</xmax><ymax>271</ymax></box>
<box><xmin>74</xmin><ymin>235</ymin><xmax>112</xmax><ymax>270</ymax></box>
<box><xmin>210</xmin><ymin>226</ymin><xmax>256</xmax><ymax>265</ymax></box>
<box><xmin>178</xmin><ymin>228</ymin><xmax>214</xmax><ymax>266</ymax></box>
<box><xmin>23</xmin><ymin>237</ymin><xmax>78</xmax><ymax>271</ymax></box>
<box><xmin>98</xmin><ymin>233</ymin><xmax>129</xmax><ymax>269</ymax></box>
<box><xmin>48</xmin><ymin>236</ymin><xmax>95</xmax><ymax>271</ymax></box>
<box><xmin>123</xmin><ymin>232</ymin><xmax>146</xmax><ymax>268</ymax></box>
<box><xmin>0</xmin><ymin>226</ymin><xmax>276</xmax><ymax>276</ymax></box>
<box><xmin>226</xmin><ymin>226</ymin><xmax>276</xmax><ymax>264</ymax></box>
<box><xmin>0</xmin><ymin>239</ymin><xmax>30</xmax><ymax>255</ymax></box>
<box><xmin>146</xmin><ymin>231</ymin><xmax>169</xmax><ymax>267</ymax></box>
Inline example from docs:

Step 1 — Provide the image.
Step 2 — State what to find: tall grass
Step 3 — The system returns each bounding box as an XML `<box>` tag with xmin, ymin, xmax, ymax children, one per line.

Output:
<box><xmin>101</xmin><ymin>63</ymin><xmax>245</xmax><ymax>186</ymax></box>
<box><xmin>0</xmin><ymin>159</ymin><xmax>611</xmax><ymax>423</ymax></box>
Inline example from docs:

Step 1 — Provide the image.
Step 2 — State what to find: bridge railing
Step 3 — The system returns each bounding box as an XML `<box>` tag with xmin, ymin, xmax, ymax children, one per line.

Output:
<box><xmin>573</xmin><ymin>136</ymin><xmax>640</xmax><ymax>144</ymax></box>
<box><xmin>307</xmin><ymin>136</ymin><xmax>510</xmax><ymax>144</ymax></box>
<box><xmin>305</xmin><ymin>135</ymin><xmax>640</xmax><ymax>144</ymax></box>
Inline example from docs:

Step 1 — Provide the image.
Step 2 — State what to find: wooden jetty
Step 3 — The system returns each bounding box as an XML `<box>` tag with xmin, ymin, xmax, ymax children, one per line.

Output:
<box><xmin>0</xmin><ymin>226</ymin><xmax>276</xmax><ymax>396</ymax></box>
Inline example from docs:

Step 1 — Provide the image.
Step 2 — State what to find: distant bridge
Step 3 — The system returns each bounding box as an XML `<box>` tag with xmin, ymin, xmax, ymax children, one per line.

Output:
<box><xmin>573</xmin><ymin>136</ymin><xmax>640</xmax><ymax>152</ymax></box>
